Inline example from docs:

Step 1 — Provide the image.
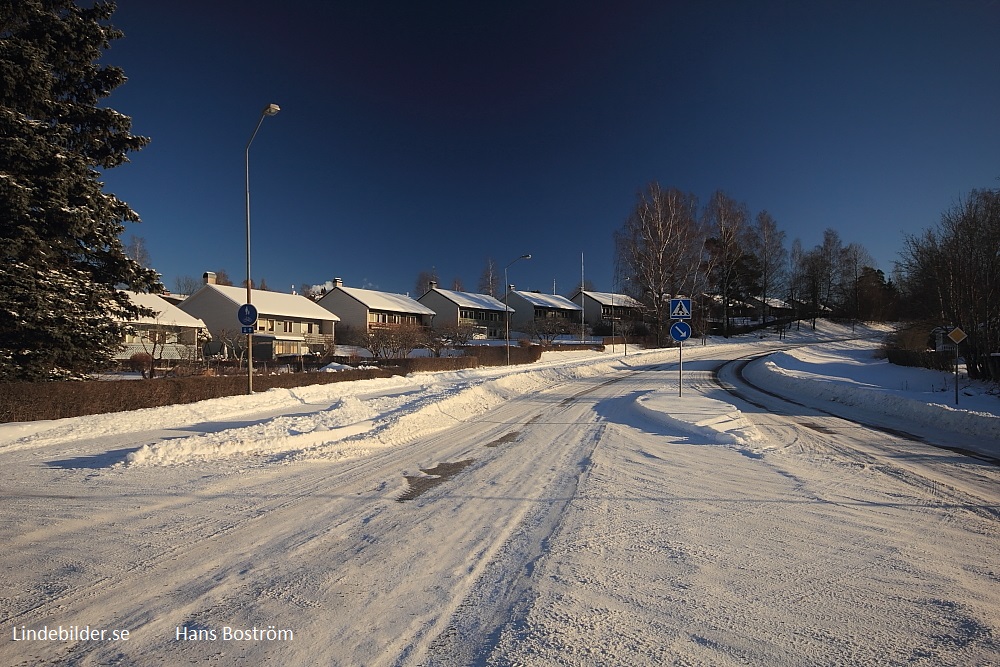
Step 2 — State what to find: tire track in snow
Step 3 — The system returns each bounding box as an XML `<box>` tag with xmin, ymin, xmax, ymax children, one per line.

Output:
<box><xmin>419</xmin><ymin>422</ymin><xmax>609</xmax><ymax>667</ymax></box>
<box><xmin>714</xmin><ymin>354</ymin><xmax>1000</xmax><ymax>526</ymax></box>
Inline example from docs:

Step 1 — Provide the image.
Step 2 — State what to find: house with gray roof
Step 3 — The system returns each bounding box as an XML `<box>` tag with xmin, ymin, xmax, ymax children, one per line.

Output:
<box><xmin>418</xmin><ymin>281</ymin><xmax>510</xmax><ymax>338</ymax></box>
<box><xmin>505</xmin><ymin>289</ymin><xmax>582</xmax><ymax>331</ymax></box>
<box><xmin>317</xmin><ymin>278</ymin><xmax>436</xmax><ymax>334</ymax></box>
<box><xmin>179</xmin><ymin>272</ymin><xmax>339</xmax><ymax>359</ymax></box>
<box><xmin>568</xmin><ymin>289</ymin><xmax>645</xmax><ymax>327</ymax></box>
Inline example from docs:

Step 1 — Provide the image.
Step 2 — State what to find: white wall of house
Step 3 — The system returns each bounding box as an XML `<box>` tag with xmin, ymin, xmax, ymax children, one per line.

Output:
<box><xmin>179</xmin><ymin>280</ymin><xmax>337</xmax><ymax>357</ymax></box>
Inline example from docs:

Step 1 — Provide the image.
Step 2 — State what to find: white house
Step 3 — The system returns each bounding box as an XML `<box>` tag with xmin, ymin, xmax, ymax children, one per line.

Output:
<box><xmin>178</xmin><ymin>272</ymin><xmax>339</xmax><ymax>359</ymax></box>
<box><xmin>418</xmin><ymin>282</ymin><xmax>510</xmax><ymax>338</ymax></box>
<box><xmin>116</xmin><ymin>291</ymin><xmax>210</xmax><ymax>363</ymax></box>
<box><xmin>317</xmin><ymin>278</ymin><xmax>436</xmax><ymax>333</ymax></box>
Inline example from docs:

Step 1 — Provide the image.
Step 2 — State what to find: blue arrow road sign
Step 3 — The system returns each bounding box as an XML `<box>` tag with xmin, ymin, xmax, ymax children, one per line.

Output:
<box><xmin>237</xmin><ymin>303</ymin><xmax>258</xmax><ymax>326</ymax></box>
<box><xmin>670</xmin><ymin>321</ymin><xmax>692</xmax><ymax>342</ymax></box>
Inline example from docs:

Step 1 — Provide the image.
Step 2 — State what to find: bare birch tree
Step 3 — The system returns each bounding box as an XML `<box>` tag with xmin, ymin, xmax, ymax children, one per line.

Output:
<box><xmin>614</xmin><ymin>183</ymin><xmax>705</xmax><ymax>345</ymax></box>
<box><xmin>747</xmin><ymin>210</ymin><xmax>788</xmax><ymax>322</ymax></box>
<box><xmin>478</xmin><ymin>258</ymin><xmax>500</xmax><ymax>297</ymax></box>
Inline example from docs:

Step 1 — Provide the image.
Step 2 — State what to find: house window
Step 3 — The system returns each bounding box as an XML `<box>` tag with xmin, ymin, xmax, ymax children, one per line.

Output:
<box><xmin>306</xmin><ymin>322</ymin><xmax>315</xmax><ymax>334</ymax></box>
<box><xmin>283</xmin><ymin>321</ymin><xmax>293</xmax><ymax>333</ymax></box>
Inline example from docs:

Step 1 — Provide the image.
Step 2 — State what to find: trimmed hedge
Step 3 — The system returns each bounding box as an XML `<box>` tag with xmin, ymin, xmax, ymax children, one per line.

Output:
<box><xmin>0</xmin><ymin>346</ymin><xmax>610</xmax><ymax>423</ymax></box>
<box><xmin>0</xmin><ymin>357</ymin><xmax>480</xmax><ymax>423</ymax></box>
<box><xmin>0</xmin><ymin>368</ymin><xmax>397</xmax><ymax>423</ymax></box>
<box><xmin>459</xmin><ymin>345</ymin><xmax>544</xmax><ymax>367</ymax></box>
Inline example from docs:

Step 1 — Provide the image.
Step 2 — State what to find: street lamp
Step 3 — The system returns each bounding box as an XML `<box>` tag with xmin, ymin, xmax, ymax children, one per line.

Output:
<box><xmin>504</xmin><ymin>253</ymin><xmax>531</xmax><ymax>365</ymax></box>
<box><xmin>245</xmin><ymin>102</ymin><xmax>280</xmax><ymax>394</ymax></box>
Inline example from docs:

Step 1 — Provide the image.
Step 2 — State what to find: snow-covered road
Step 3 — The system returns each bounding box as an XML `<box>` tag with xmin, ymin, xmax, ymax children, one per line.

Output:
<box><xmin>2</xmin><ymin>322</ymin><xmax>998</xmax><ymax>666</ymax></box>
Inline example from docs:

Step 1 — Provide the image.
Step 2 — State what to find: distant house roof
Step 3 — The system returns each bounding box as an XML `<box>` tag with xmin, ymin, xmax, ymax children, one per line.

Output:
<box><xmin>573</xmin><ymin>290</ymin><xmax>644</xmax><ymax>309</ymax></box>
<box><xmin>760</xmin><ymin>297</ymin><xmax>792</xmax><ymax>309</ymax></box>
<box><xmin>334</xmin><ymin>285</ymin><xmax>436</xmax><ymax>315</ymax></box>
<box><xmin>511</xmin><ymin>290</ymin><xmax>583</xmax><ymax>311</ymax></box>
<box><xmin>424</xmin><ymin>288</ymin><xmax>511</xmax><ymax>311</ymax></box>
<box><xmin>123</xmin><ymin>291</ymin><xmax>208</xmax><ymax>329</ymax></box>
<box><xmin>194</xmin><ymin>284</ymin><xmax>339</xmax><ymax>321</ymax></box>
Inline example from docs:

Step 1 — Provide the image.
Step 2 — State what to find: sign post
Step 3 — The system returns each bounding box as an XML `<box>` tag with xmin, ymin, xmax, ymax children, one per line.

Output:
<box><xmin>238</xmin><ymin>304</ymin><xmax>259</xmax><ymax>392</ymax></box>
<box><xmin>669</xmin><ymin>298</ymin><xmax>693</xmax><ymax>397</ymax></box>
<box><xmin>948</xmin><ymin>327</ymin><xmax>967</xmax><ymax>405</ymax></box>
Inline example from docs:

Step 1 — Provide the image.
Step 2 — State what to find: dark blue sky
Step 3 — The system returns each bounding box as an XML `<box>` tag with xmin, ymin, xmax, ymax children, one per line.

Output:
<box><xmin>100</xmin><ymin>0</ymin><xmax>1000</xmax><ymax>297</ymax></box>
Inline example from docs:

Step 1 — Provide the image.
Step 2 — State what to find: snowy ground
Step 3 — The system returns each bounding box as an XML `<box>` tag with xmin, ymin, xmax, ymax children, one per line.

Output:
<box><xmin>1</xmin><ymin>321</ymin><xmax>998</xmax><ymax>665</ymax></box>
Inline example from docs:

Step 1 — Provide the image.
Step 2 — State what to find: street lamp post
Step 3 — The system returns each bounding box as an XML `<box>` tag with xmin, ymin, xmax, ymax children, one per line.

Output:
<box><xmin>504</xmin><ymin>253</ymin><xmax>531</xmax><ymax>365</ymax></box>
<box><xmin>245</xmin><ymin>103</ymin><xmax>280</xmax><ymax>394</ymax></box>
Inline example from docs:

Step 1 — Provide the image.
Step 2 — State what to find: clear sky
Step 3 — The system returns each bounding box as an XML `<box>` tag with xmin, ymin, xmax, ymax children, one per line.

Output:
<box><xmin>98</xmin><ymin>0</ymin><xmax>1000</xmax><ymax>297</ymax></box>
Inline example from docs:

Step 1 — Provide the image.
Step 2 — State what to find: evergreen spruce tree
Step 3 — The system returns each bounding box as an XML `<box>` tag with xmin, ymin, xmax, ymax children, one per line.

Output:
<box><xmin>0</xmin><ymin>1</ymin><xmax>160</xmax><ymax>380</ymax></box>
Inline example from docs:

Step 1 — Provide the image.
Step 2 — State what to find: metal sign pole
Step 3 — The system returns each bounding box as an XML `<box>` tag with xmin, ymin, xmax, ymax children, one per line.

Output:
<box><xmin>678</xmin><ymin>340</ymin><xmax>683</xmax><ymax>397</ymax></box>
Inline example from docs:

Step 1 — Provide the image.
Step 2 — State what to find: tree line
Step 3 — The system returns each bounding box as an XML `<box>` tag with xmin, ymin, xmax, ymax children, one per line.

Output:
<box><xmin>614</xmin><ymin>183</ymin><xmax>896</xmax><ymax>343</ymax></box>
<box><xmin>895</xmin><ymin>188</ymin><xmax>1000</xmax><ymax>382</ymax></box>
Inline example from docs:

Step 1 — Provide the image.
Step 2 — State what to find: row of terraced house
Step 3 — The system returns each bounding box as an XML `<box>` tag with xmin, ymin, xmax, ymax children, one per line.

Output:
<box><xmin>116</xmin><ymin>272</ymin><xmax>646</xmax><ymax>365</ymax></box>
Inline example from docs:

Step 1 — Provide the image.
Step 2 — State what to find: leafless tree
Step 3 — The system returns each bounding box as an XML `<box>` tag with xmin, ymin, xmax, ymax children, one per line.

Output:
<box><xmin>747</xmin><ymin>210</ymin><xmax>788</xmax><ymax>321</ymax></box>
<box><xmin>838</xmin><ymin>242</ymin><xmax>875</xmax><ymax>326</ymax></box>
<box><xmin>703</xmin><ymin>190</ymin><xmax>752</xmax><ymax>337</ymax></box>
<box><xmin>478</xmin><ymin>258</ymin><xmax>500</xmax><ymax>297</ymax></box>
<box><xmin>125</xmin><ymin>235</ymin><xmax>152</xmax><ymax>269</ymax></box>
<box><xmin>614</xmin><ymin>183</ymin><xmax>705</xmax><ymax>345</ymax></box>
<box><xmin>529</xmin><ymin>316</ymin><xmax>573</xmax><ymax>345</ymax></box>
<box><xmin>415</xmin><ymin>268</ymin><xmax>439</xmax><ymax>296</ymax></box>
<box><xmin>898</xmin><ymin>188</ymin><xmax>1000</xmax><ymax>380</ymax></box>
<box><xmin>214</xmin><ymin>269</ymin><xmax>234</xmax><ymax>286</ymax></box>
<box><xmin>173</xmin><ymin>275</ymin><xmax>202</xmax><ymax>296</ymax></box>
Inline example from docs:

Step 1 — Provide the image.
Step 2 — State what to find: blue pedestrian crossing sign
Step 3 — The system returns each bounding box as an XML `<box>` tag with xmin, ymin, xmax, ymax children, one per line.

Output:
<box><xmin>669</xmin><ymin>298</ymin><xmax>692</xmax><ymax>320</ymax></box>
<box><xmin>670</xmin><ymin>321</ymin><xmax>692</xmax><ymax>342</ymax></box>
<box><xmin>237</xmin><ymin>303</ymin><xmax>258</xmax><ymax>327</ymax></box>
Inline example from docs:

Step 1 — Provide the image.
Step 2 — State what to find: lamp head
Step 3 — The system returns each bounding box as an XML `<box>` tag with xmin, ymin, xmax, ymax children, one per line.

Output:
<box><xmin>263</xmin><ymin>103</ymin><xmax>280</xmax><ymax>116</ymax></box>
<box><xmin>522</xmin><ymin>254</ymin><xmax>531</xmax><ymax>260</ymax></box>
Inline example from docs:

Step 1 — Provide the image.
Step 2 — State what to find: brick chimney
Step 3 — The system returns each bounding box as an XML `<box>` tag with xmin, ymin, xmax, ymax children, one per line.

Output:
<box><xmin>203</xmin><ymin>271</ymin><xmax>217</xmax><ymax>285</ymax></box>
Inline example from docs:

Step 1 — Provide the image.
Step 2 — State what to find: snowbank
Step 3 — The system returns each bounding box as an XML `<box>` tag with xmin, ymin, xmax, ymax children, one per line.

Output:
<box><xmin>745</xmin><ymin>342</ymin><xmax>1000</xmax><ymax>443</ymax></box>
<box><xmin>635</xmin><ymin>392</ymin><xmax>762</xmax><ymax>446</ymax></box>
<box><xmin>122</xmin><ymin>348</ymin><xmax>677</xmax><ymax>467</ymax></box>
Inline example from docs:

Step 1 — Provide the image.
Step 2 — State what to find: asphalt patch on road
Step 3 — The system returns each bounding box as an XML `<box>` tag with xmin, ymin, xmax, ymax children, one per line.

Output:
<box><xmin>485</xmin><ymin>431</ymin><xmax>520</xmax><ymax>448</ymax></box>
<box><xmin>397</xmin><ymin>459</ymin><xmax>474</xmax><ymax>502</ymax></box>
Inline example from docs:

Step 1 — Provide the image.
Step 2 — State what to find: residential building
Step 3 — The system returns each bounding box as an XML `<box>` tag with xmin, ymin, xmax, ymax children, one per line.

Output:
<box><xmin>418</xmin><ymin>281</ymin><xmax>510</xmax><ymax>338</ymax></box>
<box><xmin>178</xmin><ymin>272</ymin><xmax>338</xmax><ymax>359</ymax></box>
<box><xmin>317</xmin><ymin>278</ymin><xmax>435</xmax><ymax>333</ymax></box>
<box><xmin>568</xmin><ymin>290</ymin><xmax>645</xmax><ymax>327</ymax></box>
<box><xmin>117</xmin><ymin>291</ymin><xmax>210</xmax><ymax>364</ymax></box>
<box><xmin>504</xmin><ymin>289</ymin><xmax>583</xmax><ymax>330</ymax></box>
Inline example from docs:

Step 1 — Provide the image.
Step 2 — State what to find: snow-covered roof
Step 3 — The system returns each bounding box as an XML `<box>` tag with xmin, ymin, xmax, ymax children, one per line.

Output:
<box><xmin>197</xmin><ymin>284</ymin><xmax>340</xmax><ymax>321</ymax></box>
<box><xmin>334</xmin><ymin>286</ymin><xmax>436</xmax><ymax>315</ymax></box>
<box><xmin>510</xmin><ymin>291</ymin><xmax>583</xmax><ymax>311</ymax></box>
<box><xmin>123</xmin><ymin>291</ymin><xmax>208</xmax><ymax>329</ymax></box>
<box><xmin>576</xmin><ymin>291</ymin><xmax>645</xmax><ymax>309</ymax></box>
<box><xmin>425</xmin><ymin>288</ymin><xmax>510</xmax><ymax>311</ymax></box>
